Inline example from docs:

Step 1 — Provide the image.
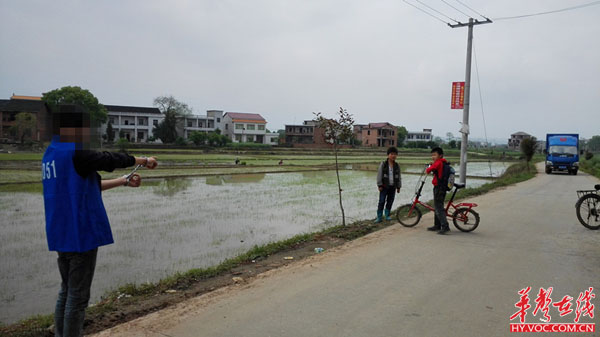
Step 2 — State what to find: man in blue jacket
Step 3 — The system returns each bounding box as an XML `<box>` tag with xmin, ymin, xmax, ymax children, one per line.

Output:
<box><xmin>42</xmin><ymin>105</ymin><xmax>157</xmax><ymax>337</ymax></box>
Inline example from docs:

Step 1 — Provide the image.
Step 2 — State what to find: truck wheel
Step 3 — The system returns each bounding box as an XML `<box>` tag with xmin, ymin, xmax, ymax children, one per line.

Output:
<box><xmin>545</xmin><ymin>168</ymin><xmax>552</xmax><ymax>174</ymax></box>
<box><xmin>573</xmin><ymin>169</ymin><xmax>578</xmax><ymax>175</ymax></box>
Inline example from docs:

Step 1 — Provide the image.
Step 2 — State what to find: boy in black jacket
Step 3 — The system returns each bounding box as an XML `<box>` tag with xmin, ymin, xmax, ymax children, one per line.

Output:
<box><xmin>375</xmin><ymin>147</ymin><xmax>401</xmax><ymax>222</ymax></box>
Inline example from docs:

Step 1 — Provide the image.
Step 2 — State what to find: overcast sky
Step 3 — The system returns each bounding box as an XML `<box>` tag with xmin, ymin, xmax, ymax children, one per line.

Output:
<box><xmin>1</xmin><ymin>0</ymin><xmax>599</xmax><ymax>142</ymax></box>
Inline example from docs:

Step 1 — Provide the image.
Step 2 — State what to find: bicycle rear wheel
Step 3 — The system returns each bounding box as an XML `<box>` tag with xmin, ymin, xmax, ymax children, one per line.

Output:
<box><xmin>396</xmin><ymin>204</ymin><xmax>422</xmax><ymax>227</ymax></box>
<box><xmin>576</xmin><ymin>194</ymin><xmax>600</xmax><ymax>230</ymax></box>
<box><xmin>452</xmin><ymin>208</ymin><xmax>480</xmax><ymax>232</ymax></box>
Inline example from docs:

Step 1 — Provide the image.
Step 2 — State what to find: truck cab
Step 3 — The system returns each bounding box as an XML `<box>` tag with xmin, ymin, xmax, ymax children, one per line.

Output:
<box><xmin>545</xmin><ymin>134</ymin><xmax>579</xmax><ymax>175</ymax></box>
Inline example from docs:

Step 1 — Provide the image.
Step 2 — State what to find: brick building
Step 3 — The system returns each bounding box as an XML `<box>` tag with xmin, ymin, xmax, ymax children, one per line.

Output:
<box><xmin>0</xmin><ymin>95</ymin><xmax>52</xmax><ymax>142</ymax></box>
<box><xmin>354</xmin><ymin>122</ymin><xmax>396</xmax><ymax>147</ymax></box>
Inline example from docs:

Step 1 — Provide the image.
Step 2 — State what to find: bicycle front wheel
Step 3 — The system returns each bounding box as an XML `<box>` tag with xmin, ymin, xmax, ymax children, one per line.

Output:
<box><xmin>576</xmin><ymin>194</ymin><xmax>600</xmax><ymax>230</ymax></box>
<box><xmin>396</xmin><ymin>204</ymin><xmax>422</xmax><ymax>227</ymax></box>
<box><xmin>452</xmin><ymin>208</ymin><xmax>480</xmax><ymax>232</ymax></box>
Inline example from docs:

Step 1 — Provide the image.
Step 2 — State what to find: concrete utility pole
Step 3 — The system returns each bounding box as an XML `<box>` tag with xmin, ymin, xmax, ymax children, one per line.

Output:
<box><xmin>449</xmin><ymin>18</ymin><xmax>492</xmax><ymax>185</ymax></box>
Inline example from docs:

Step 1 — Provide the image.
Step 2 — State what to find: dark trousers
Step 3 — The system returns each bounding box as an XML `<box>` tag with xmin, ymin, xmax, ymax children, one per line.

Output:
<box><xmin>55</xmin><ymin>248</ymin><xmax>98</xmax><ymax>337</ymax></box>
<box><xmin>378</xmin><ymin>186</ymin><xmax>396</xmax><ymax>212</ymax></box>
<box><xmin>433</xmin><ymin>186</ymin><xmax>450</xmax><ymax>229</ymax></box>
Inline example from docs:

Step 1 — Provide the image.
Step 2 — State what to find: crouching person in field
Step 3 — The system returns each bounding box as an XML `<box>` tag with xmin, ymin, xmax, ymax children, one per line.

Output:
<box><xmin>42</xmin><ymin>104</ymin><xmax>157</xmax><ymax>337</ymax></box>
<box><xmin>375</xmin><ymin>147</ymin><xmax>402</xmax><ymax>223</ymax></box>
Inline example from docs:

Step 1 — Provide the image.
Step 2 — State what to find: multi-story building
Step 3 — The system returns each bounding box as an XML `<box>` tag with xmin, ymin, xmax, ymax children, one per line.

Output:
<box><xmin>223</xmin><ymin>112</ymin><xmax>278</xmax><ymax>145</ymax></box>
<box><xmin>284</xmin><ymin>120</ymin><xmax>328</xmax><ymax>146</ymax></box>
<box><xmin>508</xmin><ymin>131</ymin><xmax>532</xmax><ymax>150</ymax></box>
<box><xmin>406</xmin><ymin>128</ymin><xmax>433</xmax><ymax>142</ymax></box>
<box><xmin>354</xmin><ymin>122</ymin><xmax>396</xmax><ymax>147</ymax></box>
<box><xmin>0</xmin><ymin>95</ymin><xmax>52</xmax><ymax>142</ymax></box>
<box><xmin>180</xmin><ymin>110</ymin><xmax>225</xmax><ymax>139</ymax></box>
<box><xmin>103</xmin><ymin>105</ymin><xmax>163</xmax><ymax>142</ymax></box>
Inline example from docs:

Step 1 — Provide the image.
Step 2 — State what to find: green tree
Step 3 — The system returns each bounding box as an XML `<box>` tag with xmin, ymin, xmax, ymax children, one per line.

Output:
<box><xmin>189</xmin><ymin>131</ymin><xmax>207</xmax><ymax>145</ymax></box>
<box><xmin>449</xmin><ymin>140</ymin><xmax>457</xmax><ymax>149</ymax></box>
<box><xmin>42</xmin><ymin>86</ymin><xmax>107</xmax><ymax>124</ymax></box>
<box><xmin>11</xmin><ymin>112</ymin><xmax>37</xmax><ymax>144</ymax></box>
<box><xmin>152</xmin><ymin>96</ymin><xmax>191</xmax><ymax>143</ymax></box>
<box><xmin>587</xmin><ymin>135</ymin><xmax>600</xmax><ymax>153</ymax></box>
<box><xmin>116</xmin><ymin>137</ymin><xmax>129</xmax><ymax>153</ymax></box>
<box><xmin>314</xmin><ymin>107</ymin><xmax>354</xmax><ymax>226</ymax></box>
<box><xmin>396</xmin><ymin>126</ymin><xmax>408</xmax><ymax>147</ymax></box>
<box><xmin>106</xmin><ymin>121</ymin><xmax>115</xmax><ymax>142</ymax></box>
<box><xmin>207</xmin><ymin>132</ymin><xmax>220</xmax><ymax>146</ymax></box>
<box><xmin>520</xmin><ymin>137</ymin><xmax>537</xmax><ymax>171</ymax></box>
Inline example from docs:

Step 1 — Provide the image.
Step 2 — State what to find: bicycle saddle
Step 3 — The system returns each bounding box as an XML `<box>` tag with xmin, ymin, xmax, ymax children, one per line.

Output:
<box><xmin>454</xmin><ymin>183</ymin><xmax>466</xmax><ymax>189</ymax></box>
<box><xmin>595</xmin><ymin>184</ymin><xmax>600</xmax><ymax>191</ymax></box>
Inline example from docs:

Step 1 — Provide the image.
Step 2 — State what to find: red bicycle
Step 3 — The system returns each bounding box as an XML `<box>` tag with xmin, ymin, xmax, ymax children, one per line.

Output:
<box><xmin>396</xmin><ymin>166</ymin><xmax>480</xmax><ymax>232</ymax></box>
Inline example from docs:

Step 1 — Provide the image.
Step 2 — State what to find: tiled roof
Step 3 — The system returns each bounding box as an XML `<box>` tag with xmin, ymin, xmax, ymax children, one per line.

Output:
<box><xmin>0</xmin><ymin>99</ymin><xmax>46</xmax><ymax>112</ymax></box>
<box><xmin>368</xmin><ymin>122</ymin><xmax>394</xmax><ymax>128</ymax></box>
<box><xmin>10</xmin><ymin>95</ymin><xmax>42</xmax><ymax>101</ymax></box>
<box><xmin>104</xmin><ymin>105</ymin><xmax>161</xmax><ymax>114</ymax></box>
<box><xmin>225</xmin><ymin>112</ymin><xmax>266</xmax><ymax>121</ymax></box>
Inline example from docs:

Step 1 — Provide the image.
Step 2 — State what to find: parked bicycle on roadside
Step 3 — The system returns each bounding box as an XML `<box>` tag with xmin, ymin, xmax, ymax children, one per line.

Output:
<box><xmin>575</xmin><ymin>184</ymin><xmax>600</xmax><ymax>230</ymax></box>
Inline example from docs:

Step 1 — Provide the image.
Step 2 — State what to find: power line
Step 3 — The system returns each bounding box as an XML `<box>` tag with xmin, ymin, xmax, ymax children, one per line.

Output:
<box><xmin>439</xmin><ymin>0</ymin><xmax>472</xmax><ymax>19</ymax></box>
<box><xmin>402</xmin><ymin>0</ymin><xmax>450</xmax><ymax>24</ymax></box>
<box><xmin>453</xmin><ymin>0</ymin><xmax>489</xmax><ymax>19</ymax></box>
<box><xmin>414</xmin><ymin>0</ymin><xmax>460</xmax><ymax>23</ymax></box>
<box><xmin>494</xmin><ymin>0</ymin><xmax>600</xmax><ymax>21</ymax></box>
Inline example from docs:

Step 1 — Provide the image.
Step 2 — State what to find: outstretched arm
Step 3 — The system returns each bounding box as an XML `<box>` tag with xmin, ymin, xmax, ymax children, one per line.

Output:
<box><xmin>101</xmin><ymin>173</ymin><xmax>141</xmax><ymax>191</ymax></box>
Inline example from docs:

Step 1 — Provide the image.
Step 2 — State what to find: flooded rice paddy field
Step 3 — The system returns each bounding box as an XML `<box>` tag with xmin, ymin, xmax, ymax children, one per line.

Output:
<box><xmin>0</xmin><ymin>162</ymin><xmax>507</xmax><ymax>323</ymax></box>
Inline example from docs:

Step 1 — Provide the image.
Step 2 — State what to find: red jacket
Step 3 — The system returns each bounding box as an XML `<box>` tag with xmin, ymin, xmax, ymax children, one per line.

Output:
<box><xmin>426</xmin><ymin>158</ymin><xmax>447</xmax><ymax>186</ymax></box>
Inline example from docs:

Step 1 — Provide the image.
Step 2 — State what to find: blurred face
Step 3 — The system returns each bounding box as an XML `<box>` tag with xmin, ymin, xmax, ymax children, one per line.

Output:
<box><xmin>431</xmin><ymin>152</ymin><xmax>441</xmax><ymax>162</ymax></box>
<box><xmin>59</xmin><ymin>127</ymin><xmax>91</xmax><ymax>143</ymax></box>
<box><xmin>388</xmin><ymin>152</ymin><xmax>397</xmax><ymax>161</ymax></box>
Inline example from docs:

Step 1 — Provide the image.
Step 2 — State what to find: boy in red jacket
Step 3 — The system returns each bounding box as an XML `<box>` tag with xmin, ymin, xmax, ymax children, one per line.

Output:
<box><xmin>425</xmin><ymin>147</ymin><xmax>450</xmax><ymax>234</ymax></box>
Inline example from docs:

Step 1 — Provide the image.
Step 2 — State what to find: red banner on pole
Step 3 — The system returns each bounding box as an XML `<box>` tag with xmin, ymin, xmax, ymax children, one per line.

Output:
<box><xmin>451</xmin><ymin>82</ymin><xmax>465</xmax><ymax>109</ymax></box>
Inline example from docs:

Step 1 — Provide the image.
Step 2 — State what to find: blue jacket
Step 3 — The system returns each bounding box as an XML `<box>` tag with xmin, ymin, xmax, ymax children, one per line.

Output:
<box><xmin>42</xmin><ymin>137</ymin><xmax>113</xmax><ymax>252</ymax></box>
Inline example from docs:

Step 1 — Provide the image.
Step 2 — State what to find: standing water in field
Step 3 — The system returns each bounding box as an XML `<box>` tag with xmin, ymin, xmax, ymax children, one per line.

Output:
<box><xmin>0</xmin><ymin>165</ymin><xmax>505</xmax><ymax>323</ymax></box>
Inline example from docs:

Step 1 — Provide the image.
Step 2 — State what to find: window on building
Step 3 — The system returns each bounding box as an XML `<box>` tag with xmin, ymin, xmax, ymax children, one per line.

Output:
<box><xmin>138</xmin><ymin>118</ymin><xmax>144</xmax><ymax>125</ymax></box>
<box><xmin>246</xmin><ymin>124</ymin><xmax>255</xmax><ymax>130</ymax></box>
<box><xmin>367</xmin><ymin>130</ymin><xmax>370</xmax><ymax>136</ymax></box>
<box><xmin>137</xmin><ymin>132</ymin><xmax>144</xmax><ymax>140</ymax></box>
<box><xmin>257</xmin><ymin>125</ymin><xmax>265</xmax><ymax>131</ymax></box>
<box><xmin>109</xmin><ymin>117</ymin><xmax>115</xmax><ymax>124</ymax></box>
<box><xmin>225</xmin><ymin>124</ymin><xmax>228</xmax><ymax>130</ymax></box>
<box><xmin>235</xmin><ymin>134</ymin><xmax>242</xmax><ymax>141</ymax></box>
<box><xmin>153</xmin><ymin>120</ymin><xmax>158</xmax><ymax>126</ymax></box>
<box><xmin>124</xmin><ymin>120</ymin><xmax>129</xmax><ymax>125</ymax></box>
<box><xmin>217</xmin><ymin>118</ymin><xmax>220</xmax><ymax>123</ymax></box>
<box><xmin>199</xmin><ymin>122</ymin><xmax>203</xmax><ymax>128</ymax></box>
<box><xmin>235</xmin><ymin>124</ymin><xmax>244</xmax><ymax>130</ymax></box>
<box><xmin>187</xmin><ymin>121</ymin><xmax>192</xmax><ymax>127</ymax></box>
<box><xmin>247</xmin><ymin>135</ymin><xmax>254</xmax><ymax>142</ymax></box>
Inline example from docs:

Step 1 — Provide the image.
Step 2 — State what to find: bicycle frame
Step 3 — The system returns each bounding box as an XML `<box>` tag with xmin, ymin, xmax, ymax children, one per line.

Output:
<box><xmin>406</xmin><ymin>167</ymin><xmax>477</xmax><ymax>219</ymax></box>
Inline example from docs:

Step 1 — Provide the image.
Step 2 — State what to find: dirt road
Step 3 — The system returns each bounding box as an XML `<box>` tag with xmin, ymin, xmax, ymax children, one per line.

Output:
<box><xmin>92</xmin><ymin>164</ymin><xmax>600</xmax><ymax>336</ymax></box>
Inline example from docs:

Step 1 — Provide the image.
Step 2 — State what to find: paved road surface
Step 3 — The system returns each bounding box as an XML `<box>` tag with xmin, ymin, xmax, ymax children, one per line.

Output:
<box><xmin>94</xmin><ymin>164</ymin><xmax>600</xmax><ymax>337</ymax></box>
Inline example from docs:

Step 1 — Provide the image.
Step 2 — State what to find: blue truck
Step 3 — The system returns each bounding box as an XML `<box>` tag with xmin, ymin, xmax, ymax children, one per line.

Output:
<box><xmin>545</xmin><ymin>134</ymin><xmax>580</xmax><ymax>175</ymax></box>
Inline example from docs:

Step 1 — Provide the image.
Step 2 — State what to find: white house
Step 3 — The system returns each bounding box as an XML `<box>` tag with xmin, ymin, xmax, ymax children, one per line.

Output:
<box><xmin>223</xmin><ymin>112</ymin><xmax>278</xmax><ymax>145</ymax></box>
<box><xmin>406</xmin><ymin>128</ymin><xmax>433</xmax><ymax>142</ymax></box>
<box><xmin>180</xmin><ymin>110</ymin><xmax>225</xmax><ymax>139</ymax></box>
<box><xmin>102</xmin><ymin>105</ymin><xmax>163</xmax><ymax>142</ymax></box>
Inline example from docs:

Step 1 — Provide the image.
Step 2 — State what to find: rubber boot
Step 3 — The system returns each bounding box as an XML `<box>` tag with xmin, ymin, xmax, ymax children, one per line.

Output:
<box><xmin>384</xmin><ymin>209</ymin><xmax>392</xmax><ymax>221</ymax></box>
<box><xmin>375</xmin><ymin>210</ymin><xmax>383</xmax><ymax>223</ymax></box>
